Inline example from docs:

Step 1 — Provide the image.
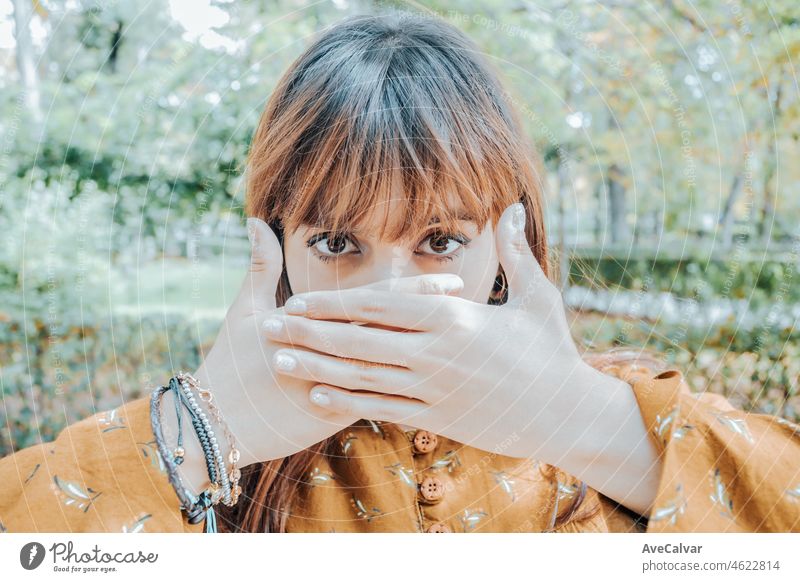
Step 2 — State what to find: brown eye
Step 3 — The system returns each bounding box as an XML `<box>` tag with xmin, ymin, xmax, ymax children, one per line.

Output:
<box><xmin>429</xmin><ymin>235</ymin><xmax>451</xmax><ymax>253</ymax></box>
<box><xmin>306</xmin><ymin>231</ymin><xmax>359</xmax><ymax>261</ymax></box>
<box><xmin>417</xmin><ymin>231</ymin><xmax>471</xmax><ymax>261</ymax></box>
<box><xmin>327</xmin><ymin>234</ymin><xmax>347</xmax><ymax>254</ymax></box>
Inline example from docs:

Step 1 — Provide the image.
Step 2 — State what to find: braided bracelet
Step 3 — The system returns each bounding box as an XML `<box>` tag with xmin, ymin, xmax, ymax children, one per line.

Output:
<box><xmin>150</xmin><ymin>385</ymin><xmax>218</xmax><ymax>533</ymax></box>
<box><xmin>176</xmin><ymin>371</ymin><xmax>242</xmax><ymax>505</ymax></box>
<box><xmin>169</xmin><ymin>376</ymin><xmax>231</xmax><ymax>504</ymax></box>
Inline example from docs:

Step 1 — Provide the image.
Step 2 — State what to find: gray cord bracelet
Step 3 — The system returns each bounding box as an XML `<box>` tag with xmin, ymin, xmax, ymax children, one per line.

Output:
<box><xmin>150</xmin><ymin>384</ymin><xmax>217</xmax><ymax>532</ymax></box>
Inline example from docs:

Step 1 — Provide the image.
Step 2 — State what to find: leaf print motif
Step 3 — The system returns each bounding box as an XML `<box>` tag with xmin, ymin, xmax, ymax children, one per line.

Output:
<box><xmin>556</xmin><ymin>479</ymin><xmax>579</xmax><ymax>501</ymax></box>
<box><xmin>24</xmin><ymin>463</ymin><xmax>41</xmax><ymax>484</ymax></box>
<box><xmin>340</xmin><ymin>432</ymin><xmax>358</xmax><ymax>457</ymax></box>
<box><xmin>122</xmin><ymin>514</ymin><xmax>152</xmax><ymax>533</ymax></box>
<box><xmin>363</xmin><ymin>419</ymin><xmax>386</xmax><ymax>439</ymax></box>
<box><xmin>672</xmin><ymin>424</ymin><xmax>695</xmax><ymax>441</ymax></box>
<box><xmin>350</xmin><ymin>495</ymin><xmax>383</xmax><ymax>522</ymax></box>
<box><xmin>654</xmin><ymin>405</ymin><xmax>678</xmax><ymax>444</ymax></box>
<box><xmin>785</xmin><ymin>484</ymin><xmax>800</xmax><ymax>502</ymax></box>
<box><xmin>709</xmin><ymin>468</ymin><xmax>735</xmax><ymax>519</ymax></box>
<box><xmin>307</xmin><ymin>467</ymin><xmax>336</xmax><ymax>487</ymax></box>
<box><xmin>97</xmin><ymin>408</ymin><xmax>126</xmax><ymax>433</ymax></box>
<box><xmin>430</xmin><ymin>450</ymin><xmax>462</xmax><ymax>473</ymax></box>
<box><xmin>649</xmin><ymin>483</ymin><xmax>687</xmax><ymax>526</ymax></box>
<box><xmin>139</xmin><ymin>440</ymin><xmax>167</xmax><ymax>473</ymax></box>
<box><xmin>714</xmin><ymin>412</ymin><xmax>754</xmax><ymax>444</ymax></box>
<box><xmin>460</xmin><ymin>508</ymin><xmax>488</xmax><ymax>532</ymax></box>
<box><xmin>385</xmin><ymin>463</ymin><xmax>416</xmax><ymax>489</ymax></box>
<box><xmin>491</xmin><ymin>470</ymin><xmax>517</xmax><ymax>502</ymax></box>
<box><xmin>51</xmin><ymin>475</ymin><xmax>102</xmax><ymax>513</ymax></box>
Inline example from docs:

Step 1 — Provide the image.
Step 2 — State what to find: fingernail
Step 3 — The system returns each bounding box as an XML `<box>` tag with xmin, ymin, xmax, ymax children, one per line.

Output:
<box><xmin>511</xmin><ymin>203</ymin><xmax>526</xmax><ymax>231</ymax></box>
<box><xmin>310</xmin><ymin>388</ymin><xmax>330</xmax><ymax>406</ymax></box>
<box><xmin>442</xmin><ymin>275</ymin><xmax>463</xmax><ymax>292</ymax></box>
<box><xmin>262</xmin><ymin>317</ymin><xmax>283</xmax><ymax>334</ymax></box>
<box><xmin>274</xmin><ymin>352</ymin><xmax>296</xmax><ymax>372</ymax></box>
<box><xmin>284</xmin><ymin>296</ymin><xmax>307</xmax><ymax>315</ymax></box>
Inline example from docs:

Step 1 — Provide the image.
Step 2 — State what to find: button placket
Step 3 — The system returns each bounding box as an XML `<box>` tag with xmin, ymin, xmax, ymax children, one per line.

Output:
<box><xmin>426</xmin><ymin>521</ymin><xmax>452</xmax><ymax>533</ymax></box>
<box><xmin>403</xmin><ymin>427</ymin><xmax>453</xmax><ymax>530</ymax></box>
<box><xmin>412</xmin><ymin>430</ymin><xmax>438</xmax><ymax>454</ymax></box>
<box><xmin>418</xmin><ymin>475</ymin><xmax>445</xmax><ymax>504</ymax></box>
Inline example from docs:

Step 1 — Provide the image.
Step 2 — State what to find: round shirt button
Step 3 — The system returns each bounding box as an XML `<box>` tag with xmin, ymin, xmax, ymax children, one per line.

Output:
<box><xmin>412</xmin><ymin>430</ymin><xmax>438</xmax><ymax>454</ymax></box>
<box><xmin>418</xmin><ymin>476</ymin><xmax>445</xmax><ymax>503</ymax></box>
<box><xmin>426</xmin><ymin>522</ymin><xmax>452</xmax><ymax>533</ymax></box>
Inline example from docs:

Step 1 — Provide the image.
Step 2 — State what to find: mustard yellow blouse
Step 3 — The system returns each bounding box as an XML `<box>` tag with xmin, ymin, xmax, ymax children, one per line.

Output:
<box><xmin>1</xmin><ymin>369</ymin><xmax>799</xmax><ymax>533</ymax></box>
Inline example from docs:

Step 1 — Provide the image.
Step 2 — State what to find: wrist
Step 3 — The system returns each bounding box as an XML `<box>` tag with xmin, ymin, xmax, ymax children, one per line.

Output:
<box><xmin>540</xmin><ymin>362</ymin><xmax>662</xmax><ymax>516</ymax></box>
<box><xmin>192</xmin><ymin>364</ymin><xmax>258</xmax><ymax>468</ymax></box>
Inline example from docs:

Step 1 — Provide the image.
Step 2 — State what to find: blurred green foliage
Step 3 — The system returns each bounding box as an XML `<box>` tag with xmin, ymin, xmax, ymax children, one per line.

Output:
<box><xmin>2</xmin><ymin>0</ymin><xmax>799</xmax><ymax>452</ymax></box>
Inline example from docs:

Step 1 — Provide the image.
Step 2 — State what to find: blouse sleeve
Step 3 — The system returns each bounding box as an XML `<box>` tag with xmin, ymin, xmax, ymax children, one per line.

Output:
<box><xmin>623</xmin><ymin>367</ymin><xmax>800</xmax><ymax>532</ymax></box>
<box><xmin>0</xmin><ymin>395</ymin><xmax>204</xmax><ymax>533</ymax></box>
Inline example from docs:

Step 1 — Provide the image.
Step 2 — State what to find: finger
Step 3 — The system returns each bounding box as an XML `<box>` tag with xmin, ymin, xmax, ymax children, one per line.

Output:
<box><xmin>495</xmin><ymin>203</ymin><xmax>555</xmax><ymax>307</ymax></box>
<box><xmin>282</xmin><ymin>288</ymin><xmax>460</xmax><ymax>331</ymax></box>
<box><xmin>272</xmin><ymin>348</ymin><xmax>424</xmax><ymax>399</ymax></box>
<box><xmin>308</xmin><ymin>384</ymin><xmax>428</xmax><ymax>423</ymax></box>
<box><xmin>360</xmin><ymin>273</ymin><xmax>464</xmax><ymax>295</ymax></box>
<box><xmin>262</xmin><ymin>314</ymin><xmax>419</xmax><ymax>365</ymax></box>
<box><xmin>234</xmin><ymin>217</ymin><xmax>283</xmax><ymax>314</ymax></box>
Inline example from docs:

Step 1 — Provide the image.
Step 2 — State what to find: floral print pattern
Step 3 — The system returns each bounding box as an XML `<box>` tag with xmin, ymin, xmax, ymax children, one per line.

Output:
<box><xmin>122</xmin><ymin>513</ymin><xmax>152</xmax><ymax>533</ymax></box>
<box><xmin>649</xmin><ymin>484</ymin><xmax>687</xmax><ymax>526</ymax></box>
<box><xmin>709</xmin><ymin>468</ymin><xmax>735</xmax><ymax>519</ymax></box>
<box><xmin>459</xmin><ymin>509</ymin><xmax>488</xmax><ymax>532</ymax></box>
<box><xmin>0</xmin><ymin>369</ymin><xmax>798</xmax><ymax>533</ymax></box>
<box><xmin>51</xmin><ymin>475</ymin><xmax>102</xmax><ymax>513</ymax></box>
<box><xmin>350</xmin><ymin>495</ymin><xmax>383</xmax><ymax>522</ymax></box>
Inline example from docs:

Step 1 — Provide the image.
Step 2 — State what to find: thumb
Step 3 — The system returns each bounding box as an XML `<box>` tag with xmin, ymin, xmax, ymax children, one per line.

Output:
<box><xmin>495</xmin><ymin>203</ymin><xmax>549</xmax><ymax>305</ymax></box>
<box><xmin>235</xmin><ymin>216</ymin><xmax>284</xmax><ymax>314</ymax></box>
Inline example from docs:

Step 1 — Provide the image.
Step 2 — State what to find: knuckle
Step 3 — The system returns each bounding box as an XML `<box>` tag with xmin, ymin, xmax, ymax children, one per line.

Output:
<box><xmin>356</xmin><ymin>368</ymin><xmax>379</xmax><ymax>389</ymax></box>
<box><xmin>449</xmin><ymin>311</ymin><xmax>475</xmax><ymax>337</ymax></box>
<box><xmin>338</xmin><ymin>396</ymin><xmax>357</xmax><ymax>417</ymax></box>
<box><xmin>284</xmin><ymin>318</ymin><xmax>306</xmax><ymax>344</ymax></box>
<box><xmin>297</xmin><ymin>354</ymin><xmax>317</xmax><ymax>377</ymax></box>
<box><xmin>303</xmin><ymin>295</ymin><xmax>324</xmax><ymax>318</ymax></box>
<box><xmin>356</xmin><ymin>291</ymin><xmax>385</xmax><ymax>318</ymax></box>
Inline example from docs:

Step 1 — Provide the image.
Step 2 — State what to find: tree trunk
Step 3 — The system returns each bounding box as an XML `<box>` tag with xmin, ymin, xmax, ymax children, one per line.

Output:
<box><xmin>760</xmin><ymin>69</ymin><xmax>784</xmax><ymax>243</ymax></box>
<box><xmin>11</xmin><ymin>0</ymin><xmax>42</xmax><ymax>121</ymax></box>
<box><xmin>607</xmin><ymin>163</ymin><xmax>629</xmax><ymax>244</ymax></box>
<box><xmin>719</xmin><ymin>170</ymin><xmax>743</xmax><ymax>250</ymax></box>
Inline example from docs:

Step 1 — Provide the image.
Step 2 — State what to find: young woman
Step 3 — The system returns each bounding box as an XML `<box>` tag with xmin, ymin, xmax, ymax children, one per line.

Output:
<box><xmin>1</xmin><ymin>12</ymin><xmax>798</xmax><ymax>534</ymax></box>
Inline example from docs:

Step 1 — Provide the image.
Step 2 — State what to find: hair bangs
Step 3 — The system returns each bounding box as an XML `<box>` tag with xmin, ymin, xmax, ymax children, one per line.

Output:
<box><xmin>279</xmin><ymin>84</ymin><xmax>522</xmax><ymax>241</ymax></box>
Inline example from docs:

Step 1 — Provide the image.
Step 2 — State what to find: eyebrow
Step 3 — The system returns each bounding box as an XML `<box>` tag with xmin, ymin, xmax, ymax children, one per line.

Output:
<box><xmin>428</xmin><ymin>212</ymin><xmax>477</xmax><ymax>224</ymax></box>
<box><xmin>301</xmin><ymin>212</ymin><xmax>477</xmax><ymax>234</ymax></box>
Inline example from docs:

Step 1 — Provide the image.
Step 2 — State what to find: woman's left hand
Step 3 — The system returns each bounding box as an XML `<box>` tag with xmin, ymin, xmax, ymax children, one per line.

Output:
<box><xmin>262</xmin><ymin>203</ymin><xmax>662</xmax><ymax>515</ymax></box>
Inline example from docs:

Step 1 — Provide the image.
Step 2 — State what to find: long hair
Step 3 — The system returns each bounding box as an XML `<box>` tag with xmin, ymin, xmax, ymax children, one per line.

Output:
<box><xmin>216</xmin><ymin>11</ymin><xmax>653</xmax><ymax>533</ymax></box>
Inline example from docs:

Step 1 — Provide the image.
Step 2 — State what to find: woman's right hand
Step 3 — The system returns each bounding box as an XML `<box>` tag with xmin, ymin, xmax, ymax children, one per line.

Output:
<box><xmin>178</xmin><ymin>217</ymin><xmax>462</xmax><ymax>488</ymax></box>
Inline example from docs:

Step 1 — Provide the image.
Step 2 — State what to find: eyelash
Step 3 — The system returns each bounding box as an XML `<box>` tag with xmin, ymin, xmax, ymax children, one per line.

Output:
<box><xmin>306</xmin><ymin>231</ymin><xmax>472</xmax><ymax>264</ymax></box>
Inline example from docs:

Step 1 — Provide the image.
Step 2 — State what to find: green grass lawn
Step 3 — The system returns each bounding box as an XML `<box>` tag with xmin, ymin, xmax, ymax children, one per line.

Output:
<box><xmin>111</xmin><ymin>256</ymin><xmax>247</xmax><ymax>318</ymax></box>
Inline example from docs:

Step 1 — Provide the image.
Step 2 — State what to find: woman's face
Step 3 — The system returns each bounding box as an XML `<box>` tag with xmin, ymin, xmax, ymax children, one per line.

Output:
<box><xmin>283</xmin><ymin>197</ymin><xmax>500</xmax><ymax>303</ymax></box>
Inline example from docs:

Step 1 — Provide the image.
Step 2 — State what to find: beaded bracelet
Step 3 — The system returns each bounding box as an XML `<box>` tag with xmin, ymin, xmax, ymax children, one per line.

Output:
<box><xmin>169</xmin><ymin>375</ymin><xmax>232</xmax><ymax>506</ymax></box>
<box><xmin>150</xmin><ymin>384</ymin><xmax>218</xmax><ymax>533</ymax></box>
<box><xmin>175</xmin><ymin>371</ymin><xmax>242</xmax><ymax>506</ymax></box>
<box><xmin>153</xmin><ymin>373</ymin><xmax>242</xmax><ymax>506</ymax></box>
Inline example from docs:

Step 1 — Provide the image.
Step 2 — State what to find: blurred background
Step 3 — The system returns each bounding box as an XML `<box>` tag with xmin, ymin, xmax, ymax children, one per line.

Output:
<box><xmin>1</xmin><ymin>0</ymin><xmax>798</xmax><ymax>456</ymax></box>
